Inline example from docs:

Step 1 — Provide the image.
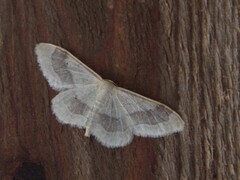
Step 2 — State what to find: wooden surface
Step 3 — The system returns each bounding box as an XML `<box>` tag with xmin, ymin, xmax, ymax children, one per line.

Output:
<box><xmin>0</xmin><ymin>0</ymin><xmax>239</xmax><ymax>179</ymax></box>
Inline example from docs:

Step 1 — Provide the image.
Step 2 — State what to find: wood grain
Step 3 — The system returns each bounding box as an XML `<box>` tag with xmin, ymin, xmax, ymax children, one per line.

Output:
<box><xmin>0</xmin><ymin>0</ymin><xmax>239</xmax><ymax>179</ymax></box>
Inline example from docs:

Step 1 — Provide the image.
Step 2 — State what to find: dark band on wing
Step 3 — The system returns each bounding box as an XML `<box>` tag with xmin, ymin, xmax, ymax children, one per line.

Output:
<box><xmin>51</xmin><ymin>48</ymin><xmax>75</xmax><ymax>84</ymax></box>
<box><xmin>65</xmin><ymin>96</ymin><xmax>128</xmax><ymax>132</ymax></box>
<box><xmin>129</xmin><ymin>105</ymin><xmax>171</xmax><ymax>124</ymax></box>
<box><xmin>64</xmin><ymin>96</ymin><xmax>170</xmax><ymax>133</ymax></box>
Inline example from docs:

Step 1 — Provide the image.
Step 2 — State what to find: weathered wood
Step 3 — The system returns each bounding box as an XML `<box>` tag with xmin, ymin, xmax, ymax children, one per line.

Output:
<box><xmin>0</xmin><ymin>0</ymin><xmax>239</xmax><ymax>179</ymax></box>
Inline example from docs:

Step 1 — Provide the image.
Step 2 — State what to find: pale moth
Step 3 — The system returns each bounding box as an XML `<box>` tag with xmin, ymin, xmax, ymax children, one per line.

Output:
<box><xmin>35</xmin><ymin>43</ymin><xmax>184</xmax><ymax>148</ymax></box>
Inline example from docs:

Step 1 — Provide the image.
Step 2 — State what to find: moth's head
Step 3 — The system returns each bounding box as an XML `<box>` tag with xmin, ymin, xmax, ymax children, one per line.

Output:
<box><xmin>104</xmin><ymin>79</ymin><xmax>117</xmax><ymax>86</ymax></box>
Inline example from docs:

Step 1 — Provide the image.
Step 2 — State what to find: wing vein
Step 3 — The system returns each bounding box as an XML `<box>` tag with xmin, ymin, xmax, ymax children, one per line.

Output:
<box><xmin>113</xmin><ymin>96</ymin><xmax>124</xmax><ymax>133</ymax></box>
<box><xmin>115</xmin><ymin>92</ymin><xmax>134</xmax><ymax>129</ymax></box>
<box><xmin>122</xmin><ymin>92</ymin><xmax>153</xmax><ymax>126</ymax></box>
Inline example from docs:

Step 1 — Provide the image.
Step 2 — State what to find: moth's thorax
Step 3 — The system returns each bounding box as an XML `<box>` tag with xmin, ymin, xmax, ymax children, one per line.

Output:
<box><xmin>95</xmin><ymin>80</ymin><xmax>116</xmax><ymax>101</ymax></box>
<box><xmin>101</xmin><ymin>79</ymin><xmax>116</xmax><ymax>88</ymax></box>
<box><xmin>105</xmin><ymin>79</ymin><xmax>116</xmax><ymax>85</ymax></box>
<box><xmin>97</xmin><ymin>79</ymin><xmax>116</xmax><ymax>95</ymax></box>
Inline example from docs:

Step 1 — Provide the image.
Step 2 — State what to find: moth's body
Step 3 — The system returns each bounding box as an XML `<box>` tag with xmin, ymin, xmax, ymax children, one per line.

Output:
<box><xmin>35</xmin><ymin>43</ymin><xmax>184</xmax><ymax>148</ymax></box>
<box><xmin>84</xmin><ymin>79</ymin><xmax>116</xmax><ymax>137</ymax></box>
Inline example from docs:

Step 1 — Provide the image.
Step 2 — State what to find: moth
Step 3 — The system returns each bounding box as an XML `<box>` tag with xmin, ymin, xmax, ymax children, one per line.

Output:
<box><xmin>35</xmin><ymin>43</ymin><xmax>184</xmax><ymax>148</ymax></box>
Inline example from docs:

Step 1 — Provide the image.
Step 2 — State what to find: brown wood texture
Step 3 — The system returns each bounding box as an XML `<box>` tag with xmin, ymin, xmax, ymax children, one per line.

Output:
<box><xmin>0</xmin><ymin>0</ymin><xmax>239</xmax><ymax>179</ymax></box>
